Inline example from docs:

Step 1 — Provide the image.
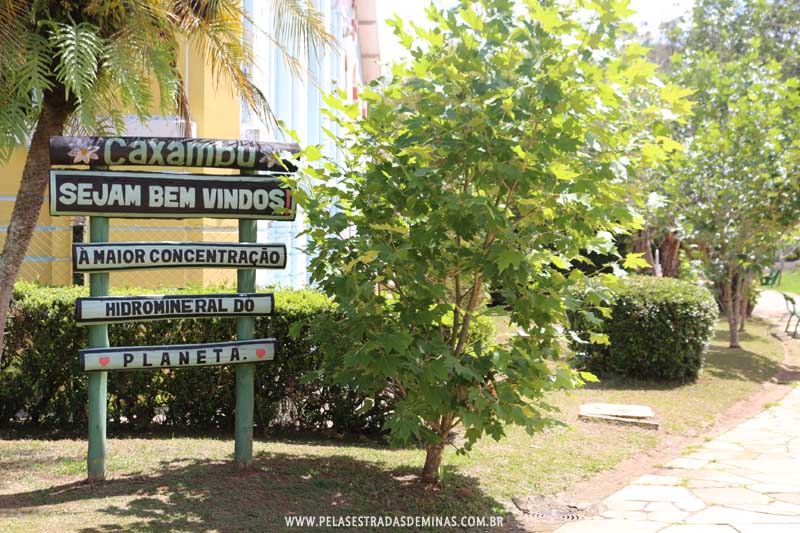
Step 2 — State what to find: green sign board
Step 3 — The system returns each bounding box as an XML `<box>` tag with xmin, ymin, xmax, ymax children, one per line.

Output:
<box><xmin>50</xmin><ymin>170</ymin><xmax>295</xmax><ymax>220</ymax></box>
<box><xmin>80</xmin><ymin>339</ymin><xmax>276</xmax><ymax>371</ymax></box>
<box><xmin>48</xmin><ymin>135</ymin><xmax>294</xmax><ymax>479</ymax></box>
<box><xmin>75</xmin><ymin>293</ymin><xmax>274</xmax><ymax>324</ymax></box>
<box><xmin>72</xmin><ymin>242</ymin><xmax>287</xmax><ymax>272</ymax></box>
<box><xmin>50</xmin><ymin>136</ymin><xmax>300</xmax><ymax>171</ymax></box>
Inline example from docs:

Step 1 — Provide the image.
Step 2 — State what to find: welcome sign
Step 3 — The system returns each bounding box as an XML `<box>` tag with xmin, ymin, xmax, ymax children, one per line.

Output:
<box><xmin>76</xmin><ymin>293</ymin><xmax>274</xmax><ymax>324</ymax></box>
<box><xmin>49</xmin><ymin>135</ymin><xmax>294</xmax><ymax>477</ymax></box>
<box><xmin>50</xmin><ymin>136</ymin><xmax>300</xmax><ymax>172</ymax></box>
<box><xmin>50</xmin><ymin>170</ymin><xmax>295</xmax><ymax>220</ymax></box>
<box><xmin>73</xmin><ymin>242</ymin><xmax>287</xmax><ymax>272</ymax></box>
<box><xmin>80</xmin><ymin>339</ymin><xmax>277</xmax><ymax>371</ymax></box>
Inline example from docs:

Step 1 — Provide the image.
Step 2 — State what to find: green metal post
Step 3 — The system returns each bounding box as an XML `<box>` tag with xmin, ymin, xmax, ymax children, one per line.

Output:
<box><xmin>235</xmin><ymin>171</ymin><xmax>258</xmax><ymax>466</ymax></box>
<box><xmin>87</xmin><ymin>215</ymin><xmax>109</xmax><ymax>479</ymax></box>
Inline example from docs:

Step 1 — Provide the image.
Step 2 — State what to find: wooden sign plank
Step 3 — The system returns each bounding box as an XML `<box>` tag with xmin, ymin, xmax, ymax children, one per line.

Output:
<box><xmin>50</xmin><ymin>136</ymin><xmax>299</xmax><ymax>172</ymax></box>
<box><xmin>76</xmin><ymin>293</ymin><xmax>274</xmax><ymax>325</ymax></box>
<box><xmin>49</xmin><ymin>170</ymin><xmax>295</xmax><ymax>220</ymax></box>
<box><xmin>80</xmin><ymin>339</ymin><xmax>277</xmax><ymax>371</ymax></box>
<box><xmin>73</xmin><ymin>242</ymin><xmax>287</xmax><ymax>272</ymax></box>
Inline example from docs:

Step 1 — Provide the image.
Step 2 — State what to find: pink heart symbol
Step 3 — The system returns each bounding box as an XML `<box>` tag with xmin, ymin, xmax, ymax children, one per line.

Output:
<box><xmin>99</xmin><ymin>356</ymin><xmax>110</xmax><ymax>368</ymax></box>
<box><xmin>256</xmin><ymin>348</ymin><xmax>266</xmax><ymax>359</ymax></box>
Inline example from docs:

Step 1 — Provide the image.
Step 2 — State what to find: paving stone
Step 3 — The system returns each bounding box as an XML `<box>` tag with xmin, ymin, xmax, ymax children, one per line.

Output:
<box><xmin>599</xmin><ymin>509</ymin><xmax>647</xmax><ymax>520</ymax></box>
<box><xmin>556</xmin><ymin>519</ymin><xmax>667</xmax><ymax>532</ymax></box>
<box><xmin>686</xmin><ymin>506</ymin><xmax>799</xmax><ymax>524</ymax></box>
<box><xmin>674</xmin><ymin>498</ymin><xmax>706</xmax><ymax>512</ymax></box>
<box><xmin>633</xmin><ymin>475</ymin><xmax>681</xmax><ymax>486</ymax></box>
<box><xmin>726</xmin><ymin>502</ymin><xmax>800</xmax><ymax>516</ymax></box>
<box><xmin>646</xmin><ymin>510</ymin><xmax>689</xmax><ymax>522</ymax></box>
<box><xmin>660</xmin><ymin>526</ymin><xmax>737</xmax><ymax>532</ymax></box>
<box><xmin>605</xmin><ymin>485</ymin><xmax>702</xmax><ymax>504</ymax></box>
<box><xmin>731</xmin><ymin>525</ymin><xmax>800</xmax><ymax>532</ymax></box>
<box><xmin>749</xmin><ymin>484</ymin><xmax>800</xmax><ymax>494</ymax></box>
<box><xmin>687</xmin><ymin>479</ymin><xmax>738</xmax><ymax>489</ymax></box>
<box><xmin>755</xmin><ymin>453</ymin><xmax>795</xmax><ymax>462</ymax></box>
<box><xmin>771</xmin><ymin>493</ymin><xmax>800</xmax><ymax>505</ymax></box>
<box><xmin>702</xmin><ymin>441</ymin><xmax>745</xmax><ymax>452</ymax></box>
<box><xmin>605</xmin><ymin>499</ymin><xmax>647</xmax><ymax>511</ymax></box>
<box><xmin>663</xmin><ymin>458</ymin><xmax>709</xmax><ymax>470</ymax></box>
<box><xmin>688</xmin><ymin>470</ymin><xmax>755</xmax><ymax>485</ymax></box>
<box><xmin>644</xmin><ymin>501</ymin><xmax>679</xmax><ymax>512</ymax></box>
<box><xmin>684</xmin><ymin>451</ymin><xmax>745</xmax><ymax>461</ymax></box>
<box><xmin>691</xmin><ymin>487</ymin><xmax>772</xmax><ymax>505</ymax></box>
<box><xmin>746</xmin><ymin>472</ymin><xmax>800</xmax><ymax>485</ymax></box>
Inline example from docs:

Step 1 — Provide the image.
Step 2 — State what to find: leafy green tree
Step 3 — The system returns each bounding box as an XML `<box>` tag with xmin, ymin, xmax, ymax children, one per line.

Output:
<box><xmin>295</xmin><ymin>0</ymin><xmax>684</xmax><ymax>482</ymax></box>
<box><xmin>660</xmin><ymin>0</ymin><xmax>800</xmax><ymax>348</ymax></box>
<box><xmin>669</xmin><ymin>0</ymin><xmax>800</xmax><ymax>79</ymax></box>
<box><xmin>667</xmin><ymin>50</ymin><xmax>800</xmax><ymax>347</ymax></box>
<box><xmin>630</xmin><ymin>0</ymin><xmax>800</xmax><ymax>279</ymax></box>
<box><xmin>0</xmin><ymin>0</ymin><xmax>331</xmax><ymax>363</ymax></box>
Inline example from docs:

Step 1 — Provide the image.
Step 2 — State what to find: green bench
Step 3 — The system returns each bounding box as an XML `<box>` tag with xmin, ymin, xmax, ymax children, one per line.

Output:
<box><xmin>783</xmin><ymin>293</ymin><xmax>800</xmax><ymax>337</ymax></box>
<box><xmin>762</xmin><ymin>268</ymin><xmax>781</xmax><ymax>287</ymax></box>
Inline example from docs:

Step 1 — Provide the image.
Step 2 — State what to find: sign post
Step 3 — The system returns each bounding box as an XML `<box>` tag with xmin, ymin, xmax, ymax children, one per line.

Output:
<box><xmin>49</xmin><ymin>137</ymin><xmax>298</xmax><ymax>478</ymax></box>
<box><xmin>235</xmin><ymin>170</ymin><xmax>258</xmax><ymax>466</ymax></box>
<box><xmin>87</xmin><ymin>185</ymin><xmax>109</xmax><ymax>480</ymax></box>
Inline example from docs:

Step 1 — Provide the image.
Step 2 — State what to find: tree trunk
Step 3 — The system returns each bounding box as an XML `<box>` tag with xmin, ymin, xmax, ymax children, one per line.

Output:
<box><xmin>659</xmin><ymin>232</ymin><xmax>681</xmax><ymax>278</ymax></box>
<box><xmin>631</xmin><ymin>228</ymin><xmax>655</xmax><ymax>274</ymax></box>
<box><xmin>422</xmin><ymin>442</ymin><xmax>444</xmax><ymax>484</ymax></box>
<box><xmin>723</xmin><ymin>272</ymin><xmax>741</xmax><ymax>349</ymax></box>
<box><xmin>738</xmin><ymin>273</ymin><xmax>751</xmax><ymax>333</ymax></box>
<box><xmin>739</xmin><ymin>297</ymin><xmax>747</xmax><ymax>333</ymax></box>
<box><xmin>0</xmin><ymin>89</ymin><xmax>75</xmax><ymax>363</ymax></box>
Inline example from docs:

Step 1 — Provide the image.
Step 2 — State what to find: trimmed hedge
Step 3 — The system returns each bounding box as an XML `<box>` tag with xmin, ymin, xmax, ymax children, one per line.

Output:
<box><xmin>569</xmin><ymin>275</ymin><xmax>718</xmax><ymax>381</ymax></box>
<box><xmin>1</xmin><ymin>282</ymin><xmax>383</xmax><ymax>433</ymax></box>
<box><xmin>1</xmin><ymin>282</ymin><xmax>494</xmax><ymax>434</ymax></box>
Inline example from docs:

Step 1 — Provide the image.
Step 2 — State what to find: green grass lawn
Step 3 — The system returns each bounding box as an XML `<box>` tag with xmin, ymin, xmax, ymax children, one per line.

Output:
<box><xmin>778</xmin><ymin>267</ymin><xmax>800</xmax><ymax>295</ymax></box>
<box><xmin>0</xmin><ymin>318</ymin><xmax>789</xmax><ymax>532</ymax></box>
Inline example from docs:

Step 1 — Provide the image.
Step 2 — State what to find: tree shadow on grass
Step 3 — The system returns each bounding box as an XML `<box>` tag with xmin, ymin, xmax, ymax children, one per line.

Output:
<box><xmin>0</xmin><ymin>426</ymin><xmax>392</xmax><ymax>449</ymax></box>
<box><xmin>0</xmin><ymin>452</ymin><xmax>519</xmax><ymax>532</ymax></box>
<box><xmin>582</xmin><ymin>342</ymin><xmax>785</xmax><ymax>392</ymax></box>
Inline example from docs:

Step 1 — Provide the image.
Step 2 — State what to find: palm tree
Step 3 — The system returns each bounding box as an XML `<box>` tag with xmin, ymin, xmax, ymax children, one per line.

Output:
<box><xmin>0</xmin><ymin>0</ymin><xmax>332</xmax><ymax>363</ymax></box>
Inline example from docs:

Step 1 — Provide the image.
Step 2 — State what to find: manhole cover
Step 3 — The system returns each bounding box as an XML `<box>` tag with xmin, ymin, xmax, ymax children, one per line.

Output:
<box><xmin>530</xmin><ymin>512</ymin><xmax>584</xmax><ymax>521</ymax></box>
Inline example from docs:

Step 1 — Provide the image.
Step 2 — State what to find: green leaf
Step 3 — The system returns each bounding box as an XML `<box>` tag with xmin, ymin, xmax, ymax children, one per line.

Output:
<box><xmin>623</xmin><ymin>253</ymin><xmax>651</xmax><ymax>270</ymax></box>
<box><xmin>550</xmin><ymin>162</ymin><xmax>580</xmax><ymax>181</ymax></box>
<box><xmin>589</xmin><ymin>333</ymin><xmax>610</xmax><ymax>345</ymax></box>
<box><xmin>498</xmin><ymin>250</ymin><xmax>524</xmax><ymax>272</ymax></box>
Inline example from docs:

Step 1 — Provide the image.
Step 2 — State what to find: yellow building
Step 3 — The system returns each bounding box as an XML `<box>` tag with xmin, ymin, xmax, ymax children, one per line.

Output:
<box><xmin>3</xmin><ymin>47</ymin><xmax>241</xmax><ymax>289</ymax></box>
<box><xmin>3</xmin><ymin>1</ymin><xmax>379</xmax><ymax>289</ymax></box>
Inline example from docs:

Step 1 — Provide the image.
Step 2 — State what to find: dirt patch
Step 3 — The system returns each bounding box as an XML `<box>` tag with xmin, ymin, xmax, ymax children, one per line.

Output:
<box><xmin>515</xmin><ymin>318</ymin><xmax>800</xmax><ymax>532</ymax></box>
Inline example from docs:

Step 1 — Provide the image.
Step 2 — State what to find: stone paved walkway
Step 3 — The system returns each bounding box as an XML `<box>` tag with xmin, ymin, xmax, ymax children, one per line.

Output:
<box><xmin>557</xmin><ymin>386</ymin><xmax>800</xmax><ymax>532</ymax></box>
<box><xmin>557</xmin><ymin>290</ymin><xmax>800</xmax><ymax>532</ymax></box>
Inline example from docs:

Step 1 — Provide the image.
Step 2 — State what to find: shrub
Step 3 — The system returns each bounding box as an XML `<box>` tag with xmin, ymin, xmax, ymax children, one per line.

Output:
<box><xmin>1</xmin><ymin>282</ymin><xmax>494</xmax><ymax>434</ymax></box>
<box><xmin>0</xmin><ymin>284</ymin><xmax>401</xmax><ymax>431</ymax></box>
<box><xmin>569</xmin><ymin>275</ymin><xmax>718</xmax><ymax>381</ymax></box>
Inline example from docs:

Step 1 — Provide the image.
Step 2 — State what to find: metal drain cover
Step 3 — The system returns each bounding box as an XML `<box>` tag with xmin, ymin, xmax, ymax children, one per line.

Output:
<box><xmin>530</xmin><ymin>512</ymin><xmax>584</xmax><ymax>521</ymax></box>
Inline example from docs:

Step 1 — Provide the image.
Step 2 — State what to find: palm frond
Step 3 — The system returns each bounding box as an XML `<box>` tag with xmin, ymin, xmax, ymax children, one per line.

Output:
<box><xmin>170</xmin><ymin>0</ymin><xmax>276</xmax><ymax>123</ymax></box>
<box><xmin>0</xmin><ymin>101</ymin><xmax>34</xmax><ymax>161</ymax></box>
<box><xmin>0</xmin><ymin>1</ymin><xmax>30</xmax><ymax>95</ymax></box>
<box><xmin>76</xmin><ymin>2</ymin><xmax>181</xmax><ymax>135</ymax></box>
<box><xmin>263</xmin><ymin>0</ymin><xmax>336</xmax><ymax>78</ymax></box>
<box><xmin>49</xmin><ymin>21</ymin><xmax>104</xmax><ymax>103</ymax></box>
<box><xmin>16</xmin><ymin>33</ymin><xmax>54</xmax><ymax>97</ymax></box>
<box><xmin>0</xmin><ymin>1</ymin><xmax>28</xmax><ymax>58</ymax></box>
